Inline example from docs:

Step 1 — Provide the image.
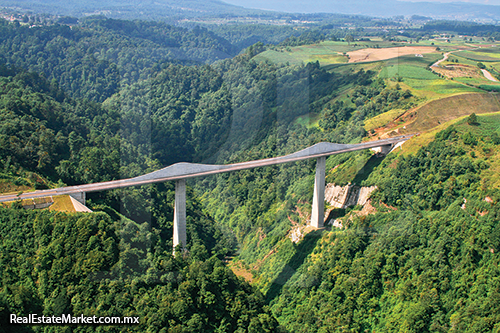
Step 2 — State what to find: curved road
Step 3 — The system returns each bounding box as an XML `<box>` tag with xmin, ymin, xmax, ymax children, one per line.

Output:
<box><xmin>481</xmin><ymin>69</ymin><xmax>499</xmax><ymax>82</ymax></box>
<box><xmin>0</xmin><ymin>135</ymin><xmax>413</xmax><ymax>203</ymax></box>
<box><xmin>431</xmin><ymin>51</ymin><xmax>452</xmax><ymax>68</ymax></box>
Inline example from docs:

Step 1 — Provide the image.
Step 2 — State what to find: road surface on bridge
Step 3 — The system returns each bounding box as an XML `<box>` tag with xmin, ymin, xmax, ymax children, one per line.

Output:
<box><xmin>0</xmin><ymin>135</ymin><xmax>413</xmax><ymax>203</ymax></box>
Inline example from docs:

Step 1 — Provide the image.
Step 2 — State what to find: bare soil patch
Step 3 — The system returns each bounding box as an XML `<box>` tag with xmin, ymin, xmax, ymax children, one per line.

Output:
<box><xmin>433</xmin><ymin>64</ymin><xmax>483</xmax><ymax>79</ymax></box>
<box><xmin>348</xmin><ymin>46</ymin><xmax>437</xmax><ymax>63</ymax></box>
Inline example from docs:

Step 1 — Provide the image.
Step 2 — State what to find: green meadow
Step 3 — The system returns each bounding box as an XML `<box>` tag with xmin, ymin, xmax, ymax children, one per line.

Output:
<box><xmin>404</xmin><ymin>78</ymin><xmax>482</xmax><ymax>94</ymax></box>
<box><xmin>458</xmin><ymin>47</ymin><xmax>500</xmax><ymax>62</ymax></box>
<box><xmin>379</xmin><ymin>64</ymin><xmax>439</xmax><ymax>80</ymax></box>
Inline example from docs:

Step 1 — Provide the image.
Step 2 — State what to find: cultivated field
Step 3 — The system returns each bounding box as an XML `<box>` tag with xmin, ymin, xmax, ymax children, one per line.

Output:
<box><xmin>458</xmin><ymin>47</ymin><xmax>500</xmax><ymax>62</ymax></box>
<box><xmin>347</xmin><ymin>46</ymin><xmax>437</xmax><ymax>63</ymax></box>
<box><xmin>253</xmin><ymin>42</ymin><xmax>437</xmax><ymax>66</ymax></box>
<box><xmin>432</xmin><ymin>64</ymin><xmax>483</xmax><ymax>79</ymax></box>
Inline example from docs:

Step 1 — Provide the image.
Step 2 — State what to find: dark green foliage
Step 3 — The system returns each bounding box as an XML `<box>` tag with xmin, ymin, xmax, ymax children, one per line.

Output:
<box><xmin>0</xmin><ymin>207</ymin><xmax>277</xmax><ymax>332</ymax></box>
<box><xmin>319</xmin><ymin>77</ymin><xmax>412</xmax><ymax>131</ymax></box>
<box><xmin>0</xmin><ymin>68</ymin><xmax>122</xmax><ymax>183</ymax></box>
<box><xmin>0</xmin><ymin>17</ymin><xmax>235</xmax><ymax>102</ymax></box>
<box><xmin>374</xmin><ymin>136</ymin><xmax>483</xmax><ymax>210</ymax></box>
<box><xmin>2</xmin><ymin>14</ymin><xmax>500</xmax><ymax>332</ymax></box>
<box><xmin>272</xmin><ymin>201</ymin><xmax>500</xmax><ymax>332</ymax></box>
<box><xmin>423</xmin><ymin>20</ymin><xmax>500</xmax><ymax>36</ymax></box>
<box><xmin>467</xmin><ymin>112</ymin><xmax>479</xmax><ymax>125</ymax></box>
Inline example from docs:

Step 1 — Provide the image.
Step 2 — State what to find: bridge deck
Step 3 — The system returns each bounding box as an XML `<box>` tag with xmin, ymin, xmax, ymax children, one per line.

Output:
<box><xmin>0</xmin><ymin>135</ymin><xmax>413</xmax><ymax>203</ymax></box>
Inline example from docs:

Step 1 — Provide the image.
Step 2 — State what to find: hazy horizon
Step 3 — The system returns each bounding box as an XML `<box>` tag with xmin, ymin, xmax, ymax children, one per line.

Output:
<box><xmin>221</xmin><ymin>0</ymin><xmax>500</xmax><ymax>6</ymax></box>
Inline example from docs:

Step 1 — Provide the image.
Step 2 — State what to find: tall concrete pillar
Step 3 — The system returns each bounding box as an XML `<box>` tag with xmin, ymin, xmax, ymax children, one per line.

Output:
<box><xmin>69</xmin><ymin>192</ymin><xmax>86</xmax><ymax>205</ymax></box>
<box><xmin>173</xmin><ymin>179</ymin><xmax>187</xmax><ymax>253</ymax></box>
<box><xmin>311</xmin><ymin>156</ymin><xmax>326</xmax><ymax>228</ymax></box>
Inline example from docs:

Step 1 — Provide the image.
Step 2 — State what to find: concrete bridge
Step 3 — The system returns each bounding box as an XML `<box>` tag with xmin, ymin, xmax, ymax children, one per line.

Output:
<box><xmin>0</xmin><ymin>135</ymin><xmax>412</xmax><ymax>252</ymax></box>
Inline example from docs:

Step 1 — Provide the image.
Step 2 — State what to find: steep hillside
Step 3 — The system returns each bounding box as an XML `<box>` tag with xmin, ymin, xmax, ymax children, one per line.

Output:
<box><xmin>271</xmin><ymin>115</ymin><xmax>500</xmax><ymax>332</ymax></box>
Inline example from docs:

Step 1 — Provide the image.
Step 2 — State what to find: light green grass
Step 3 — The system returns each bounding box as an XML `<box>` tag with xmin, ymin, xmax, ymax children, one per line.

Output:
<box><xmin>445</xmin><ymin>53</ymin><xmax>479</xmax><ymax>66</ymax></box>
<box><xmin>470</xmin><ymin>47</ymin><xmax>500</xmax><ymax>54</ymax></box>
<box><xmin>404</xmin><ymin>78</ymin><xmax>482</xmax><ymax>94</ymax></box>
<box><xmin>478</xmin><ymin>84</ymin><xmax>500</xmax><ymax>92</ymax></box>
<box><xmin>324</xmin><ymin>54</ymin><xmax>441</xmax><ymax>78</ymax></box>
<box><xmin>401</xmin><ymin>111</ymin><xmax>500</xmax><ymax>156</ymax></box>
<box><xmin>364</xmin><ymin>109</ymin><xmax>407</xmax><ymax>132</ymax></box>
<box><xmin>49</xmin><ymin>195</ymin><xmax>76</xmax><ymax>212</ymax></box>
<box><xmin>254</xmin><ymin>41</ymin><xmax>432</xmax><ymax>67</ymax></box>
<box><xmin>379</xmin><ymin>64</ymin><xmax>439</xmax><ymax>80</ymax></box>
<box><xmin>455</xmin><ymin>76</ymin><xmax>499</xmax><ymax>86</ymax></box>
<box><xmin>458</xmin><ymin>50</ymin><xmax>500</xmax><ymax>62</ymax></box>
<box><xmin>379</xmin><ymin>53</ymin><xmax>441</xmax><ymax>68</ymax></box>
<box><xmin>294</xmin><ymin>113</ymin><xmax>321</xmax><ymax>129</ymax></box>
<box><xmin>254</xmin><ymin>50</ymin><xmax>305</xmax><ymax>65</ymax></box>
<box><xmin>254</xmin><ymin>48</ymin><xmax>347</xmax><ymax>66</ymax></box>
<box><xmin>0</xmin><ymin>180</ymin><xmax>32</xmax><ymax>195</ymax></box>
<box><xmin>404</xmin><ymin>93</ymin><xmax>500</xmax><ymax>134</ymax></box>
<box><xmin>485</xmin><ymin>62</ymin><xmax>500</xmax><ymax>72</ymax></box>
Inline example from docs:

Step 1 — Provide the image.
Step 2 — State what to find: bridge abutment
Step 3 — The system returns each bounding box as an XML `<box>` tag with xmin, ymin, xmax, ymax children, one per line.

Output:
<box><xmin>311</xmin><ymin>156</ymin><xmax>326</xmax><ymax>228</ymax></box>
<box><xmin>380</xmin><ymin>144</ymin><xmax>393</xmax><ymax>155</ymax></box>
<box><xmin>173</xmin><ymin>179</ymin><xmax>187</xmax><ymax>254</ymax></box>
<box><xmin>69</xmin><ymin>192</ymin><xmax>86</xmax><ymax>205</ymax></box>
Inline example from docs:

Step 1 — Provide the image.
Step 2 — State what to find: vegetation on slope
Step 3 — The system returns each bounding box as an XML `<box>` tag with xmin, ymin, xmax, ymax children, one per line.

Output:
<box><xmin>1</xmin><ymin>13</ymin><xmax>500</xmax><ymax>332</ymax></box>
<box><xmin>272</xmin><ymin>115</ymin><xmax>500</xmax><ymax>332</ymax></box>
<box><xmin>0</xmin><ymin>207</ymin><xmax>278</xmax><ymax>333</ymax></box>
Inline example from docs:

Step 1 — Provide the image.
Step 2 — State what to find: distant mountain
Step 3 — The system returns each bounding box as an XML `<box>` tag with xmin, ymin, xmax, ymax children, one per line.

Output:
<box><xmin>0</xmin><ymin>0</ymin><xmax>268</xmax><ymax>20</ymax></box>
<box><xmin>2</xmin><ymin>0</ymin><xmax>500</xmax><ymax>22</ymax></box>
<box><xmin>220</xmin><ymin>0</ymin><xmax>500</xmax><ymax>21</ymax></box>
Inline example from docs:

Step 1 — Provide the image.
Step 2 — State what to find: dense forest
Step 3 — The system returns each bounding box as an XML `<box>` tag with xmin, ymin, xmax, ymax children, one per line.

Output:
<box><xmin>0</xmin><ymin>12</ymin><xmax>499</xmax><ymax>333</ymax></box>
<box><xmin>0</xmin><ymin>17</ymin><xmax>236</xmax><ymax>101</ymax></box>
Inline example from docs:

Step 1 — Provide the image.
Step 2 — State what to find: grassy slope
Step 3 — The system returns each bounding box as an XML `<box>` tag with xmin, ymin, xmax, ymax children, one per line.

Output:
<box><xmin>403</xmin><ymin>93</ymin><xmax>500</xmax><ymax>133</ymax></box>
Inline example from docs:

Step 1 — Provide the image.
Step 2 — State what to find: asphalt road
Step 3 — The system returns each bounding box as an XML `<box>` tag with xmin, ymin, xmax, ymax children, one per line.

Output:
<box><xmin>0</xmin><ymin>135</ymin><xmax>413</xmax><ymax>203</ymax></box>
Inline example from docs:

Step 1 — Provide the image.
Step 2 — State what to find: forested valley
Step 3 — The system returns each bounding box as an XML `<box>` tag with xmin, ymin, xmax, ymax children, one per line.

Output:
<box><xmin>0</xmin><ymin>14</ymin><xmax>499</xmax><ymax>333</ymax></box>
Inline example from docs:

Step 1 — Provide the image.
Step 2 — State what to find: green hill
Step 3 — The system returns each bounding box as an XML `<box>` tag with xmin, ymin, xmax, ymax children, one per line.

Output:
<box><xmin>1</xmin><ymin>14</ymin><xmax>500</xmax><ymax>333</ymax></box>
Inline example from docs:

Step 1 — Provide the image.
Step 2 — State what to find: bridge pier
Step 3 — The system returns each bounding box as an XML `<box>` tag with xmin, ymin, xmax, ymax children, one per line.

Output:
<box><xmin>69</xmin><ymin>192</ymin><xmax>86</xmax><ymax>205</ymax></box>
<box><xmin>173</xmin><ymin>179</ymin><xmax>187</xmax><ymax>254</ymax></box>
<box><xmin>311</xmin><ymin>156</ymin><xmax>326</xmax><ymax>228</ymax></box>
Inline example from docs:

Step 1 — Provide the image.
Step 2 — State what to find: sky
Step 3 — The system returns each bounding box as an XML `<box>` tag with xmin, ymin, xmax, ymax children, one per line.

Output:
<box><xmin>221</xmin><ymin>0</ymin><xmax>500</xmax><ymax>6</ymax></box>
<box><xmin>398</xmin><ymin>0</ymin><xmax>499</xmax><ymax>3</ymax></box>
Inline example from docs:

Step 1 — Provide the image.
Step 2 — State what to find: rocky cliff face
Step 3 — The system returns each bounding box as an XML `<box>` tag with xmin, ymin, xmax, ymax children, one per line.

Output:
<box><xmin>324</xmin><ymin>184</ymin><xmax>377</xmax><ymax>228</ymax></box>
<box><xmin>325</xmin><ymin>183</ymin><xmax>377</xmax><ymax>209</ymax></box>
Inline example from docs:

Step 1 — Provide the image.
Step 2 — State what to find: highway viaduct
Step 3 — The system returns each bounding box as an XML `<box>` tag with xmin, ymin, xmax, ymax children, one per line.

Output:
<box><xmin>0</xmin><ymin>135</ymin><xmax>413</xmax><ymax>252</ymax></box>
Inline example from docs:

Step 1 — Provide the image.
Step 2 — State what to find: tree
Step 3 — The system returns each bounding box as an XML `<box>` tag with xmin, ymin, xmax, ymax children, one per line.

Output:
<box><xmin>467</xmin><ymin>113</ymin><xmax>478</xmax><ymax>125</ymax></box>
<box><xmin>345</xmin><ymin>34</ymin><xmax>354</xmax><ymax>45</ymax></box>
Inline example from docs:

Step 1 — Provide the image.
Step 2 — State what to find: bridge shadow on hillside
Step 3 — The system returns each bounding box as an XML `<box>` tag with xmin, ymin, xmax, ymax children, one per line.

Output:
<box><xmin>352</xmin><ymin>154</ymin><xmax>386</xmax><ymax>185</ymax></box>
<box><xmin>265</xmin><ymin>228</ymin><xmax>325</xmax><ymax>304</ymax></box>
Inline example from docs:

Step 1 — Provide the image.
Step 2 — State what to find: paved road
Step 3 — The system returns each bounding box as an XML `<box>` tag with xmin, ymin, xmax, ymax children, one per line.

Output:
<box><xmin>0</xmin><ymin>135</ymin><xmax>413</xmax><ymax>203</ymax></box>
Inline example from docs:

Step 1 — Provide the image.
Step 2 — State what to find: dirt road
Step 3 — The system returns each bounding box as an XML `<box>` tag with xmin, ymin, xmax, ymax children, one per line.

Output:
<box><xmin>431</xmin><ymin>52</ymin><xmax>452</xmax><ymax>67</ymax></box>
<box><xmin>481</xmin><ymin>69</ymin><xmax>499</xmax><ymax>82</ymax></box>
